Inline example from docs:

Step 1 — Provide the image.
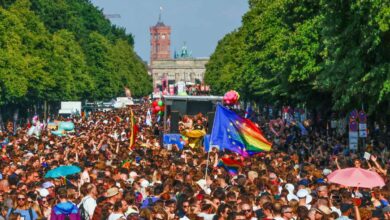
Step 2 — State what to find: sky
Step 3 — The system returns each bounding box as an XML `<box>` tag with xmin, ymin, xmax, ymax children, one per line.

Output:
<box><xmin>90</xmin><ymin>0</ymin><xmax>249</xmax><ymax>63</ymax></box>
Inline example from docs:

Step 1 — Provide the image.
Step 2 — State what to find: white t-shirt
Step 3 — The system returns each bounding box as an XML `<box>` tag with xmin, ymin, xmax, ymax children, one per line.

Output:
<box><xmin>78</xmin><ymin>195</ymin><xmax>97</xmax><ymax>218</ymax></box>
<box><xmin>197</xmin><ymin>213</ymin><xmax>215</xmax><ymax>220</ymax></box>
<box><xmin>108</xmin><ymin>213</ymin><xmax>125</xmax><ymax>220</ymax></box>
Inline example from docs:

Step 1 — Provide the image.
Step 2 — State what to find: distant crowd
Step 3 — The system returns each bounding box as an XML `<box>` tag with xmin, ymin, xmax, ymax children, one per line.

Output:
<box><xmin>0</xmin><ymin>100</ymin><xmax>389</xmax><ymax>220</ymax></box>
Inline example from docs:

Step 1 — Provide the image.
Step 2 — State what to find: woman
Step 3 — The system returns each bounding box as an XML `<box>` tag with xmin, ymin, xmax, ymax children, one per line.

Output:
<box><xmin>7</xmin><ymin>193</ymin><xmax>38</xmax><ymax>220</ymax></box>
<box><xmin>39</xmin><ymin>197</ymin><xmax>52</xmax><ymax>220</ymax></box>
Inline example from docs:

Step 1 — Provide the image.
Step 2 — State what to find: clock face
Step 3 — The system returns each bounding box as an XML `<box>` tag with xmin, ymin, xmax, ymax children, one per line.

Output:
<box><xmin>161</xmin><ymin>34</ymin><xmax>166</xmax><ymax>39</ymax></box>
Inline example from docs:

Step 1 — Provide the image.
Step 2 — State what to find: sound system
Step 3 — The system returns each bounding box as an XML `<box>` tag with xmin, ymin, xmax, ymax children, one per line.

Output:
<box><xmin>207</xmin><ymin>112</ymin><xmax>215</xmax><ymax>134</ymax></box>
<box><xmin>170</xmin><ymin>111</ymin><xmax>180</xmax><ymax>133</ymax></box>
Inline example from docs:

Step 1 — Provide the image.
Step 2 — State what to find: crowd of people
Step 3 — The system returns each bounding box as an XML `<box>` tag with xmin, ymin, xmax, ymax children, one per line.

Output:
<box><xmin>0</xmin><ymin>100</ymin><xmax>389</xmax><ymax>220</ymax></box>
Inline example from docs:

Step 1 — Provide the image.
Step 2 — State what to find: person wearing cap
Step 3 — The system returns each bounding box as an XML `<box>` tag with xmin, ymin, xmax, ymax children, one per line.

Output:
<box><xmin>313</xmin><ymin>205</ymin><xmax>332</xmax><ymax>220</ymax></box>
<box><xmin>297</xmin><ymin>189</ymin><xmax>312</xmax><ymax>209</ymax></box>
<box><xmin>92</xmin><ymin>187</ymin><xmax>121</xmax><ymax>220</ymax></box>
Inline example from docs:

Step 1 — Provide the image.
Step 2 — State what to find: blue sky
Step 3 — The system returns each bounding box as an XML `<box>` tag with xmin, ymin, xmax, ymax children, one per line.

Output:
<box><xmin>90</xmin><ymin>0</ymin><xmax>248</xmax><ymax>63</ymax></box>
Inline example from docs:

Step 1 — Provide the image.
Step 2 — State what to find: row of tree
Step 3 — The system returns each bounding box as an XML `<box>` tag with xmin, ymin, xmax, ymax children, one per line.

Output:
<box><xmin>205</xmin><ymin>0</ymin><xmax>389</xmax><ymax>120</ymax></box>
<box><xmin>0</xmin><ymin>0</ymin><xmax>152</xmax><ymax>118</ymax></box>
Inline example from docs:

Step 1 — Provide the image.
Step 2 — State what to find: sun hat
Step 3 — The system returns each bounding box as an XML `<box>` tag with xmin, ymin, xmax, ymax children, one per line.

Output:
<box><xmin>297</xmin><ymin>189</ymin><xmax>312</xmax><ymax>204</ymax></box>
<box><xmin>106</xmin><ymin>187</ymin><xmax>119</xmax><ymax>197</ymax></box>
<box><xmin>317</xmin><ymin>205</ymin><xmax>332</xmax><ymax>215</ymax></box>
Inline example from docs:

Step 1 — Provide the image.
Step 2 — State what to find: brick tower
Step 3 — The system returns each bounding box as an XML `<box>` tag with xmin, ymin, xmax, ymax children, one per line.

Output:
<box><xmin>150</xmin><ymin>11</ymin><xmax>171</xmax><ymax>63</ymax></box>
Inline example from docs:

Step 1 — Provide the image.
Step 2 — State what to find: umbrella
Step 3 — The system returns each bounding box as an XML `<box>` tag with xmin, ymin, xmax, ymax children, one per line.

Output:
<box><xmin>45</xmin><ymin>165</ymin><xmax>81</xmax><ymax>179</ymax></box>
<box><xmin>327</xmin><ymin>167</ymin><xmax>385</xmax><ymax>188</ymax></box>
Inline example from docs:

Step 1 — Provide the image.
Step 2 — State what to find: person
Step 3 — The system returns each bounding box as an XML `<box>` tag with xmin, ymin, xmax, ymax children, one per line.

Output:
<box><xmin>78</xmin><ymin>183</ymin><xmax>97</xmax><ymax>220</ymax></box>
<box><xmin>107</xmin><ymin>201</ymin><xmax>126</xmax><ymax>220</ymax></box>
<box><xmin>92</xmin><ymin>187</ymin><xmax>121</xmax><ymax>220</ymax></box>
<box><xmin>212</xmin><ymin>203</ymin><xmax>231</xmax><ymax>220</ymax></box>
<box><xmin>281</xmin><ymin>205</ymin><xmax>294</xmax><ymax>220</ymax></box>
<box><xmin>7</xmin><ymin>193</ymin><xmax>38</xmax><ymax>220</ymax></box>
<box><xmin>197</xmin><ymin>204</ymin><xmax>215</xmax><ymax>220</ymax></box>
<box><xmin>240</xmin><ymin>202</ymin><xmax>256</xmax><ymax>220</ymax></box>
<box><xmin>50</xmin><ymin>187</ymin><xmax>81</xmax><ymax>220</ymax></box>
<box><xmin>39</xmin><ymin>197</ymin><xmax>52</xmax><ymax>220</ymax></box>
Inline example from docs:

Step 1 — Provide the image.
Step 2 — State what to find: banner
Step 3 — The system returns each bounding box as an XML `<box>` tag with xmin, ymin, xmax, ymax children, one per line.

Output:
<box><xmin>349</xmin><ymin>109</ymin><xmax>358</xmax><ymax>150</ymax></box>
<box><xmin>163</xmin><ymin>134</ymin><xmax>184</xmax><ymax>150</ymax></box>
<box><xmin>358</xmin><ymin>110</ymin><xmax>367</xmax><ymax>138</ymax></box>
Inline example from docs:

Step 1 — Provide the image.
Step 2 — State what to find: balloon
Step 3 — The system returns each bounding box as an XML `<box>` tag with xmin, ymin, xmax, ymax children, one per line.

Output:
<box><xmin>223</xmin><ymin>90</ymin><xmax>240</xmax><ymax>105</ymax></box>
<box><xmin>158</xmin><ymin>111</ymin><xmax>164</xmax><ymax>116</ymax></box>
<box><xmin>58</xmin><ymin>122</ymin><xmax>75</xmax><ymax>131</ymax></box>
<box><xmin>51</xmin><ymin>129</ymin><xmax>65</xmax><ymax>137</ymax></box>
<box><xmin>155</xmin><ymin>106</ymin><xmax>161</xmax><ymax>112</ymax></box>
<box><xmin>158</xmin><ymin>101</ymin><xmax>163</xmax><ymax>106</ymax></box>
<box><xmin>152</xmin><ymin>101</ymin><xmax>158</xmax><ymax>107</ymax></box>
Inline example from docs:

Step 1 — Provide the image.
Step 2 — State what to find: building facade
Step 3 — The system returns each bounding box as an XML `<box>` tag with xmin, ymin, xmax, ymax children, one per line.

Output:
<box><xmin>148</xmin><ymin>18</ymin><xmax>209</xmax><ymax>88</ymax></box>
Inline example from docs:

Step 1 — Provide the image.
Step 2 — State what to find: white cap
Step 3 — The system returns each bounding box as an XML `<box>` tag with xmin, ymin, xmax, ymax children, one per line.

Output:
<box><xmin>38</xmin><ymin>188</ymin><xmax>49</xmax><ymax>197</ymax></box>
<box><xmin>129</xmin><ymin>171</ymin><xmax>138</xmax><ymax>178</ymax></box>
<box><xmin>297</xmin><ymin>189</ymin><xmax>312</xmax><ymax>204</ymax></box>
<box><xmin>285</xmin><ymin>183</ymin><xmax>295</xmax><ymax>194</ymax></box>
<box><xmin>42</xmin><ymin>181</ymin><xmax>55</xmax><ymax>189</ymax></box>
<box><xmin>323</xmin><ymin>168</ymin><xmax>332</xmax><ymax>176</ymax></box>
<box><xmin>140</xmin><ymin>179</ymin><xmax>150</xmax><ymax>188</ymax></box>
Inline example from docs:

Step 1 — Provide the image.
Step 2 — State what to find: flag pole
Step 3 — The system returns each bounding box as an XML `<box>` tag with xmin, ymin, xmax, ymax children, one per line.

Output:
<box><xmin>204</xmin><ymin>104</ymin><xmax>220</xmax><ymax>181</ymax></box>
<box><xmin>204</xmin><ymin>140</ymin><xmax>212</xmax><ymax>181</ymax></box>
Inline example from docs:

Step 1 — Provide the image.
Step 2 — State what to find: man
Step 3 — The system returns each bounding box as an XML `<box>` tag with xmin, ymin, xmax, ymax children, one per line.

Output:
<box><xmin>50</xmin><ymin>187</ymin><xmax>80</xmax><ymax>220</ymax></box>
<box><xmin>317</xmin><ymin>185</ymin><xmax>329</xmax><ymax>198</ymax></box>
<box><xmin>78</xmin><ymin>183</ymin><xmax>97</xmax><ymax>220</ymax></box>
<box><xmin>336</xmin><ymin>203</ymin><xmax>353</xmax><ymax>220</ymax></box>
<box><xmin>197</xmin><ymin>204</ymin><xmax>215</xmax><ymax>220</ymax></box>
<box><xmin>261</xmin><ymin>202</ymin><xmax>274</xmax><ymax>220</ymax></box>
<box><xmin>281</xmin><ymin>205</ymin><xmax>294</xmax><ymax>220</ymax></box>
<box><xmin>92</xmin><ymin>187</ymin><xmax>121</xmax><ymax>220</ymax></box>
<box><xmin>240</xmin><ymin>202</ymin><xmax>256</xmax><ymax>220</ymax></box>
<box><xmin>314</xmin><ymin>205</ymin><xmax>332</xmax><ymax>220</ymax></box>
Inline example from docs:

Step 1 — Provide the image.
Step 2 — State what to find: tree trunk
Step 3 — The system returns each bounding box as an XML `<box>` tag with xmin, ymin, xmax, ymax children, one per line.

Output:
<box><xmin>44</xmin><ymin>100</ymin><xmax>47</xmax><ymax>121</ymax></box>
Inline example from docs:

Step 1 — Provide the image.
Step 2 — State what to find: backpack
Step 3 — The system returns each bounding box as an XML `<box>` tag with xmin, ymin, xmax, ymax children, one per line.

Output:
<box><xmin>79</xmin><ymin>202</ymin><xmax>89</xmax><ymax>220</ymax></box>
<box><xmin>10</xmin><ymin>208</ymin><xmax>33</xmax><ymax>220</ymax></box>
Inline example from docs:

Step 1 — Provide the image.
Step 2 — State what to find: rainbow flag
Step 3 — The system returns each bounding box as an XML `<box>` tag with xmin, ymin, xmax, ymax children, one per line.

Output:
<box><xmin>211</xmin><ymin>104</ymin><xmax>272</xmax><ymax>157</ymax></box>
<box><xmin>218</xmin><ymin>157</ymin><xmax>244</xmax><ymax>176</ymax></box>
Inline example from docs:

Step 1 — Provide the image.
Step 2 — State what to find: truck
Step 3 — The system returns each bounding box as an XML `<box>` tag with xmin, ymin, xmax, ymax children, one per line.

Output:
<box><xmin>113</xmin><ymin>97</ymin><xmax>134</xmax><ymax>108</ymax></box>
<box><xmin>58</xmin><ymin>101</ymin><xmax>82</xmax><ymax>117</ymax></box>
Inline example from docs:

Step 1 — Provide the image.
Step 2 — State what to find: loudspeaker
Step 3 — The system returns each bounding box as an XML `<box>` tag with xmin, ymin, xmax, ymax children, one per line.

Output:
<box><xmin>170</xmin><ymin>111</ymin><xmax>180</xmax><ymax>133</ymax></box>
<box><xmin>207</xmin><ymin>112</ymin><xmax>215</xmax><ymax>134</ymax></box>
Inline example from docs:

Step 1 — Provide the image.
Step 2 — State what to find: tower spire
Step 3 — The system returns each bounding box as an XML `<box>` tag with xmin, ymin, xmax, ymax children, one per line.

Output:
<box><xmin>158</xmin><ymin>6</ymin><xmax>163</xmax><ymax>23</ymax></box>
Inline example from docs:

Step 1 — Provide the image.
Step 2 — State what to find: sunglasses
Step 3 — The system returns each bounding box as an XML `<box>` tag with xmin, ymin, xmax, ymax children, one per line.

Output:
<box><xmin>242</xmin><ymin>209</ymin><xmax>251</xmax><ymax>213</ymax></box>
<box><xmin>17</xmin><ymin>198</ymin><xmax>25</xmax><ymax>200</ymax></box>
